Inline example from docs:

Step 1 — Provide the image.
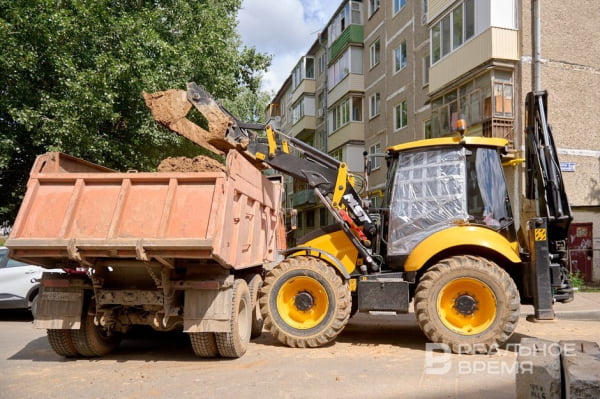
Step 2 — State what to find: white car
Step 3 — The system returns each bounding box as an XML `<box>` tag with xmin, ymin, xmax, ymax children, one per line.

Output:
<box><xmin>0</xmin><ymin>246</ymin><xmax>61</xmax><ymax>315</ymax></box>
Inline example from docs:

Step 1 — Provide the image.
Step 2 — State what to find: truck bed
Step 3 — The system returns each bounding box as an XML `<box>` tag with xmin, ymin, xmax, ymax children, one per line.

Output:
<box><xmin>7</xmin><ymin>151</ymin><xmax>283</xmax><ymax>270</ymax></box>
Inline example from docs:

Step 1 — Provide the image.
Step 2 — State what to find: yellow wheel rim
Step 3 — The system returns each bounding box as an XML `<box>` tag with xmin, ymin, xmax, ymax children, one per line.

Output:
<box><xmin>436</xmin><ymin>277</ymin><xmax>497</xmax><ymax>335</ymax></box>
<box><xmin>276</xmin><ymin>276</ymin><xmax>329</xmax><ymax>330</ymax></box>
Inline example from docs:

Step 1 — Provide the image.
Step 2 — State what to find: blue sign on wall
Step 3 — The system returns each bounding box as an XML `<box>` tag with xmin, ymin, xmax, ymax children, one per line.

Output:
<box><xmin>560</xmin><ymin>162</ymin><xmax>576</xmax><ymax>172</ymax></box>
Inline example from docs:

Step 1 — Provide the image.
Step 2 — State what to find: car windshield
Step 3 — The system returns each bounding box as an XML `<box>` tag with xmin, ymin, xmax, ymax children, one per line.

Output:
<box><xmin>0</xmin><ymin>248</ymin><xmax>29</xmax><ymax>268</ymax></box>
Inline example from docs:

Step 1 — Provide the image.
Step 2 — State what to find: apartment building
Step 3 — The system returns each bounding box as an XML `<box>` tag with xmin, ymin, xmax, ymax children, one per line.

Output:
<box><xmin>426</xmin><ymin>0</ymin><xmax>599</xmax><ymax>281</ymax></box>
<box><xmin>266</xmin><ymin>0</ymin><xmax>599</xmax><ymax>279</ymax></box>
<box><xmin>363</xmin><ymin>0</ymin><xmax>431</xmax><ymax>206</ymax></box>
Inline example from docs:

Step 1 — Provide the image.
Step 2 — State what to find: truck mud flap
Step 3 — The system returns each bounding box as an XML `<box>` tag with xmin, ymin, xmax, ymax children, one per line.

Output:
<box><xmin>33</xmin><ymin>273</ymin><xmax>86</xmax><ymax>330</ymax></box>
<box><xmin>183</xmin><ymin>286</ymin><xmax>233</xmax><ymax>333</ymax></box>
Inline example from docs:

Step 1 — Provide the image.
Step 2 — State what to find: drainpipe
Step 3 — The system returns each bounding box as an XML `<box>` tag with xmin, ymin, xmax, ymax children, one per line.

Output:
<box><xmin>532</xmin><ymin>0</ymin><xmax>541</xmax><ymax>91</ymax></box>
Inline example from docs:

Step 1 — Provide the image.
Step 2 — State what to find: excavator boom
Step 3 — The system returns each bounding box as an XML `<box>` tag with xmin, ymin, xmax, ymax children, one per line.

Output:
<box><xmin>145</xmin><ymin>83</ymin><xmax>379</xmax><ymax>272</ymax></box>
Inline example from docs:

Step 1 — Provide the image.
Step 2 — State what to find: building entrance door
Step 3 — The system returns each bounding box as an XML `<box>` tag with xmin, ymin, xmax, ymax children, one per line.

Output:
<box><xmin>568</xmin><ymin>223</ymin><xmax>593</xmax><ymax>282</ymax></box>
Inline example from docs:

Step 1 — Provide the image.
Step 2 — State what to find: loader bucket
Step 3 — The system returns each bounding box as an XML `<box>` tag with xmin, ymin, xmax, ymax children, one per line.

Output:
<box><xmin>143</xmin><ymin>83</ymin><xmax>240</xmax><ymax>155</ymax></box>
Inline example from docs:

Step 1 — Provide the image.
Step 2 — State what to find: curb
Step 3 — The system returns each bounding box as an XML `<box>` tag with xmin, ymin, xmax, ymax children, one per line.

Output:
<box><xmin>520</xmin><ymin>310</ymin><xmax>600</xmax><ymax>321</ymax></box>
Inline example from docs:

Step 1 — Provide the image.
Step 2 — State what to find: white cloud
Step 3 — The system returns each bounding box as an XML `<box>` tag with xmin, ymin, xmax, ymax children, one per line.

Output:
<box><xmin>238</xmin><ymin>0</ymin><xmax>340</xmax><ymax>93</ymax></box>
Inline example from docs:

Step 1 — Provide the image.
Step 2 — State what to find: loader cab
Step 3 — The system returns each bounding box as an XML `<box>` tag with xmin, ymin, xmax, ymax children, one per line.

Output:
<box><xmin>381</xmin><ymin>137</ymin><xmax>518</xmax><ymax>270</ymax></box>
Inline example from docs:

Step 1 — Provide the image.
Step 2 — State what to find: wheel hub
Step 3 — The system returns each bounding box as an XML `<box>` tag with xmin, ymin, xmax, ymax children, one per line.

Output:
<box><xmin>454</xmin><ymin>293</ymin><xmax>478</xmax><ymax>316</ymax></box>
<box><xmin>294</xmin><ymin>291</ymin><xmax>314</xmax><ymax>311</ymax></box>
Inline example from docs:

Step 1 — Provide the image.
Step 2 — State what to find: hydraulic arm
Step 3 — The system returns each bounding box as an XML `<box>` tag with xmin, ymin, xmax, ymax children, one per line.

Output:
<box><xmin>524</xmin><ymin>90</ymin><xmax>574</xmax><ymax>306</ymax></box>
<box><xmin>145</xmin><ymin>83</ymin><xmax>379</xmax><ymax>272</ymax></box>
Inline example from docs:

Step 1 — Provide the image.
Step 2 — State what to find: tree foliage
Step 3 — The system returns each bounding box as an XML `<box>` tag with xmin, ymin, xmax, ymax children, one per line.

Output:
<box><xmin>220</xmin><ymin>87</ymin><xmax>274</xmax><ymax>124</ymax></box>
<box><xmin>0</xmin><ymin>0</ymin><xmax>271</xmax><ymax>222</ymax></box>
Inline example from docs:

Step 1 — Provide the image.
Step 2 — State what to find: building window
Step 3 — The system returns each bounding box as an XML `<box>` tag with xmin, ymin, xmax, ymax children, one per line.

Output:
<box><xmin>424</xmin><ymin>119</ymin><xmax>432</xmax><ymax>138</ymax></box>
<box><xmin>394</xmin><ymin>100</ymin><xmax>407</xmax><ymax>130</ymax></box>
<box><xmin>292</xmin><ymin>57</ymin><xmax>315</xmax><ymax>90</ymax></box>
<box><xmin>331</xmin><ymin>96</ymin><xmax>362</xmax><ymax>132</ymax></box>
<box><xmin>328</xmin><ymin>47</ymin><xmax>363</xmax><ymax>90</ymax></box>
<box><xmin>370</xmin><ymin>39</ymin><xmax>380</xmax><ymax>68</ymax></box>
<box><xmin>292</xmin><ymin>96</ymin><xmax>315</xmax><ymax>125</ymax></box>
<box><xmin>306</xmin><ymin>209</ymin><xmax>315</xmax><ymax>228</ymax></box>
<box><xmin>452</xmin><ymin>6</ymin><xmax>463</xmax><ymax>49</ymax></box>
<box><xmin>368</xmin><ymin>0</ymin><xmax>380</xmax><ymax>18</ymax></box>
<box><xmin>431</xmin><ymin>23</ymin><xmax>441</xmax><ymax>64</ymax></box>
<box><xmin>319</xmin><ymin>207</ymin><xmax>328</xmax><ymax>226</ymax></box>
<box><xmin>369</xmin><ymin>143</ymin><xmax>382</xmax><ymax>170</ymax></box>
<box><xmin>394</xmin><ymin>41</ymin><xmax>407</xmax><ymax>73</ymax></box>
<box><xmin>493</xmin><ymin>82</ymin><xmax>513</xmax><ymax>117</ymax></box>
<box><xmin>317</xmin><ymin>91</ymin><xmax>325</xmax><ymax>117</ymax></box>
<box><xmin>429</xmin><ymin>70</ymin><xmax>514</xmax><ymax>138</ymax></box>
<box><xmin>422</xmin><ymin>0</ymin><xmax>428</xmax><ymax>24</ymax></box>
<box><xmin>292</xmin><ymin>101</ymin><xmax>303</xmax><ymax>125</ymax></box>
<box><xmin>369</xmin><ymin>93</ymin><xmax>380</xmax><ymax>118</ymax></box>
<box><xmin>423</xmin><ymin>55</ymin><xmax>430</xmax><ymax>85</ymax></box>
<box><xmin>430</xmin><ymin>0</ymin><xmax>475</xmax><ymax>65</ymax></box>
<box><xmin>330</xmin><ymin>148</ymin><xmax>343</xmax><ymax>161</ymax></box>
<box><xmin>393</xmin><ymin>0</ymin><xmax>406</xmax><ymax>15</ymax></box>
<box><xmin>352</xmin><ymin>97</ymin><xmax>363</xmax><ymax>121</ymax></box>
<box><xmin>318</xmin><ymin>53</ymin><xmax>327</xmax><ymax>75</ymax></box>
<box><xmin>328</xmin><ymin>1</ymin><xmax>363</xmax><ymax>43</ymax></box>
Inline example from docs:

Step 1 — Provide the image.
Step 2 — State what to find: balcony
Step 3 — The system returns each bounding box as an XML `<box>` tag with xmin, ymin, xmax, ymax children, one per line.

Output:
<box><xmin>291</xmin><ymin>189</ymin><xmax>316</xmax><ymax>208</ymax></box>
<box><xmin>328</xmin><ymin>74</ymin><xmax>364</xmax><ymax>106</ymax></box>
<box><xmin>483</xmin><ymin>117</ymin><xmax>514</xmax><ymax>148</ymax></box>
<box><xmin>291</xmin><ymin>79</ymin><xmax>316</xmax><ymax>105</ymax></box>
<box><xmin>429</xmin><ymin>27</ymin><xmax>518</xmax><ymax>93</ymax></box>
<box><xmin>330</xmin><ymin>25</ymin><xmax>364</xmax><ymax>61</ymax></box>
<box><xmin>290</xmin><ymin>116</ymin><xmax>316</xmax><ymax>138</ymax></box>
<box><xmin>328</xmin><ymin>121</ymin><xmax>363</xmax><ymax>152</ymax></box>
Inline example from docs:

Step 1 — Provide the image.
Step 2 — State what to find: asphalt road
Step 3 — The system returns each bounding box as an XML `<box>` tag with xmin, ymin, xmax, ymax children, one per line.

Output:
<box><xmin>1</xmin><ymin>305</ymin><xmax>599</xmax><ymax>399</ymax></box>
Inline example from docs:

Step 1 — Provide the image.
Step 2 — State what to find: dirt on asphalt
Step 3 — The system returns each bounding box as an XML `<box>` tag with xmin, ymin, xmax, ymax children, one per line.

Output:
<box><xmin>157</xmin><ymin>155</ymin><xmax>226</xmax><ymax>173</ymax></box>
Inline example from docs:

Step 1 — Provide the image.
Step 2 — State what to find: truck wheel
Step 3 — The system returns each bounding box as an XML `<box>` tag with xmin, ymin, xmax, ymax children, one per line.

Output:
<box><xmin>414</xmin><ymin>255</ymin><xmax>520</xmax><ymax>354</ymax></box>
<box><xmin>259</xmin><ymin>256</ymin><xmax>350</xmax><ymax>348</ymax></box>
<box><xmin>71</xmin><ymin>302</ymin><xmax>121</xmax><ymax>357</ymax></box>
<box><xmin>47</xmin><ymin>329</ymin><xmax>79</xmax><ymax>357</ymax></box>
<box><xmin>190</xmin><ymin>333</ymin><xmax>219</xmax><ymax>358</ymax></box>
<box><xmin>248</xmin><ymin>274</ymin><xmax>264</xmax><ymax>338</ymax></box>
<box><xmin>215</xmin><ymin>279</ymin><xmax>252</xmax><ymax>358</ymax></box>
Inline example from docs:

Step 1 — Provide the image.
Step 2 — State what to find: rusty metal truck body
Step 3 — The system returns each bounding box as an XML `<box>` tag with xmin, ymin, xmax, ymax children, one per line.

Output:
<box><xmin>6</xmin><ymin>150</ymin><xmax>283</xmax><ymax>358</ymax></box>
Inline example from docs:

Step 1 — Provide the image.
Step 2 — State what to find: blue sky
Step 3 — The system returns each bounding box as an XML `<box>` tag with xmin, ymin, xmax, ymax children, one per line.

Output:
<box><xmin>237</xmin><ymin>0</ymin><xmax>340</xmax><ymax>93</ymax></box>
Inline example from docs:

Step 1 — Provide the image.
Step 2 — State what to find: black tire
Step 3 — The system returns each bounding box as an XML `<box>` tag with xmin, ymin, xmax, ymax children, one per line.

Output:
<box><xmin>414</xmin><ymin>255</ymin><xmax>520</xmax><ymax>354</ymax></box>
<box><xmin>215</xmin><ymin>279</ymin><xmax>252</xmax><ymax>358</ymax></box>
<box><xmin>71</xmin><ymin>301</ymin><xmax>121</xmax><ymax>357</ymax></box>
<box><xmin>248</xmin><ymin>274</ymin><xmax>264</xmax><ymax>338</ymax></box>
<box><xmin>190</xmin><ymin>332</ymin><xmax>219</xmax><ymax>358</ymax></box>
<box><xmin>47</xmin><ymin>329</ymin><xmax>79</xmax><ymax>357</ymax></box>
<box><xmin>259</xmin><ymin>256</ymin><xmax>350</xmax><ymax>348</ymax></box>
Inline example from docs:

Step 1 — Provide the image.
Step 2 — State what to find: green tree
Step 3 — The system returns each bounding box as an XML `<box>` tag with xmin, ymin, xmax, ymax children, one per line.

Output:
<box><xmin>220</xmin><ymin>87</ymin><xmax>274</xmax><ymax>124</ymax></box>
<box><xmin>0</xmin><ymin>0</ymin><xmax>270</xmax><ymax>222</ymax></box>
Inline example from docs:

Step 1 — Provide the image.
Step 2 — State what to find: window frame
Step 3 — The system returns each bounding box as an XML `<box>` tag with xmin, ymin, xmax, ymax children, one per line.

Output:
<box><xmin>393</xmin><ymin>0</ymin><xmax>406</xmax><ymax>15</ymax></box>
<box><xmin>394</xmin><ymin>100</ymin><xmax>408</xmax><ymax>131</ymax></box>
<box><xmin>369</xmin><ymin>143</ymin><xmax>382</xmax><ymax>170</ymax></box>
<box><xmin>369</xmin><ymin>39</ymin><xmax>381</xmax><ymax>69</ymax></box>
<box><xmin>368</xmin><ymin>0</ymin><xmax>380</xmax><ymax>18</ymax></box>
<box><xmin>429</xmin><ymin>0</ymin><xmax>476</xmax><ymax>66</ymax></box>
<box><xmin>369</xmin><ymin>93</ymin><xmax>381</xmax><ymax>119</ymax></box>
<box><xmin>394</xmin><ymin>41</ymin><xmax>407</xmax><ymax>73</ymax></box>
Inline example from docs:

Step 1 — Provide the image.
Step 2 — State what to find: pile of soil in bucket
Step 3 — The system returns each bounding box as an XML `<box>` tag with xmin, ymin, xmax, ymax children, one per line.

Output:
<box><xmin>157</xmin><ymin>156</ymin><xmax>225</xmax><ymax>173</ymax></box>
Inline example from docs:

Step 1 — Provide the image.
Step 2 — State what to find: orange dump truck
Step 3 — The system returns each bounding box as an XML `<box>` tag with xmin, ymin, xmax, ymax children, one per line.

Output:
<box><xmin>5</xmin><ymin>150</ymin><xmax>284</xmax><ymax>358</ymax></box>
